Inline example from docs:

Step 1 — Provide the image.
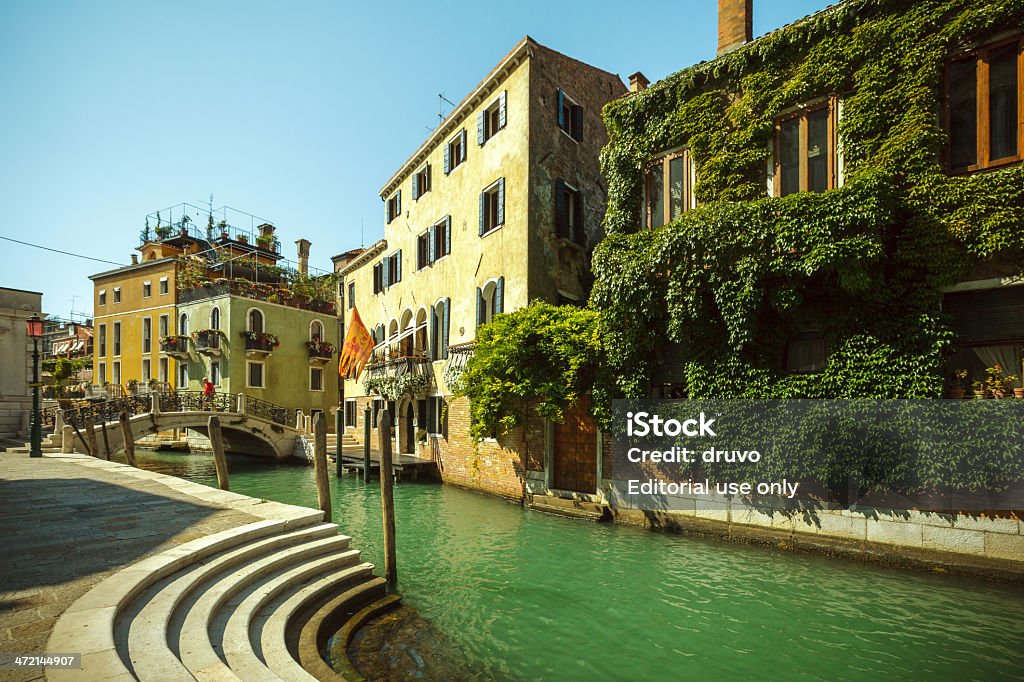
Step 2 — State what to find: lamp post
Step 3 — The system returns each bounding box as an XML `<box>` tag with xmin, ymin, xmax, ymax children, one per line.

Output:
<box><xmin>26</xmin><ymin>313</ymin><xmax>44</xmax><ymax>457</ymax></box>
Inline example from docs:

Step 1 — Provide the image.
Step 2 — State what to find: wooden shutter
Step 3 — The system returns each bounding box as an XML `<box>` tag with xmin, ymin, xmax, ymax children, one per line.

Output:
<box><xmin>496</xmin><ymin>276</ymin><xmax>504</xmax><ymax>315</ymax></box>
<box><xmin>382</xmin><ymin>257</ymin><xmax>390</xmax><ymax>289</ymax></box>
<box><xmin>557</xmin><ymin>88</ymin><xmax>565</xmax><ymax>128</ymax></box>
<box><xmin>477</xmin><ymin>110</ymin><xmax>486</xmax><ymax>145</ymax></box>
<box><xmin>459</xmin><ymin>129</ymin><xmax>467</xmax><ymax>162</ymax></box>
<box><xmin>572</xmin><ymin>105</ymin><xmax>583</xmax><ymax>142</ymax></box>
<box><xmin>442</xmin><ymin>298</ymin><xmax>450</xmax><ymax>359</ymax></box>
<box><xmin>426</xmin><ymin>397</ymin><xmax>435</xmax><ymax>433</ymax></box>
<box><xmin>411</xmin><ymin>173</ymin><xmax>419</xmax><ymax>201</ymax></box>
<box><xmin>555</xmin><ymin>179</ymin><xmax>568</xmax><ymax>238</ymax></box>
<box><xmin>496</xmin><ymin>178</ymin><xmax>505</xmax><ymax>226</ymax></box>
<box><xmin>444</xmin><ymin>142</ymin><xmax>451</xmax><ymax>174</ymax></box>
<box><xmin>395</xmin><ymin>250</ymin><xmax>402</xmax><ymax>282</ymax></box>
<box><xmin>429</xmin><ymin>304</ymin><xmax>438</xmax><ymax>361</ymax></box>
<box><xmin>476</xmin><ymin>287</ymin><xmax>483</xmax><ymax>330</ymax></box>
<box><xmin>373</xmin><ymin>263</ymin><xmax>381</xmax><ymax>294</ymax></box>
<box><xmin>396</xmin><ymin>190</ymin><xmax>401</xmax><ymax>216</ymax></box>
<box><xmin>427</xmin><ymin>225</ymin><xmax>436</xmax><ymax>263</ymax></box>
<box><xmin>499</xmin><ymin>90</ymin><xmax>507</xmax><ymax>129</ymax></box>
<box><xmin>479</xmin><ymin>191</ymin><xmax>486</xmax><ymax>236</ymax></box>
<box><xmin>384</xmin><ymin>199</ymin><xmax>390</xmax><ymax>225</ymax></box>
<box><xmin>425</xmin><ymin>164</ymin><xmax>431</xmax><ymax>191</ymax></box>
<box><xmin>445</xmin><ymin>216</ymin><xmax>451</xmax><ymax>255</ymax></box>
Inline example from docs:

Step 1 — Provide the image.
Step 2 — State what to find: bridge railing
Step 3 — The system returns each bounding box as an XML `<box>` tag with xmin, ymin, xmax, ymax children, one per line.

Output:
<box><xmin>245</xmin><ymin>396</ymin><xmax>297</xmax><ymax>427</ymax></box>
<box><xmin>159</xmin><ymin>391</ymin><xmax>237</xmax><ymax>414</ymax></box>
<box><xmin>60</xmin><ymin>395</ymin><xmax>151</xmax><ymax>430</ymax></box>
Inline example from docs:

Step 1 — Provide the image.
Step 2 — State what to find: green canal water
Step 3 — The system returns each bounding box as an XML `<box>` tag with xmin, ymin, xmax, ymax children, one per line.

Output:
<box><xmin>130</xmin><ymin>449</ymin><xmax>1024</xmax><ymax>681</ymax></box>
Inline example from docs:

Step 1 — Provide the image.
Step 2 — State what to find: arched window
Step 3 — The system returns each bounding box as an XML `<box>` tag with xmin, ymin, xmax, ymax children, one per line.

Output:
<box><xmin>179</xmin><ymin>313</ymin><xmax>188</xmax><ymax>335</ymax></box>
<box><xmin>210</xmin><ymin>306</ymin><xmax>221</xmax><ymax>330</ymax></box>
<box><xmin>310</xmin><ymin>319</ymin><xmax>324</xmax><ymax>342</ymax></box>
<box><xmin>248</xmin><ymin>308</ymin><xmax>264</xmax><ymax>334</ymax></box>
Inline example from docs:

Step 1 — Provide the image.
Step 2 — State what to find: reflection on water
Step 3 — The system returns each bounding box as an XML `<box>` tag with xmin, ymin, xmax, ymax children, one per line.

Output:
<box><xmin>129</xmin><ymin>449</ymin><xmax>1024</xmax><ymax>681</ymax></box>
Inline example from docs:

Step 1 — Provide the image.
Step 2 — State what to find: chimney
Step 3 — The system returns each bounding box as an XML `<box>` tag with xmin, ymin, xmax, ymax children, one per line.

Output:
<box><xmin>296</xmin><ymin>239</ymin><xmax>311</xmax><ymax>276</ymax></box>
<box><xmin>130</xmin><ymin>254</ymin><xmax>139</xmax><ymax>265</ymax></box>
<box><xmin>628</xmin><ymin>72</ymin><xmax>650</xmax><ymax>93</ymax></box>
<box><xmin>718</xmin><ymin>0</ymin><xmax>753</xmax><ymax>56</ymax></box>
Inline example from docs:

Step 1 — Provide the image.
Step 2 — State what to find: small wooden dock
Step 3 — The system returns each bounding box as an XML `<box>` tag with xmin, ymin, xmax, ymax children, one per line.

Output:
<box><xmin>329</xmin><ymin>446</ymin><xmax>438</xmax><ymax>481</ymax></box>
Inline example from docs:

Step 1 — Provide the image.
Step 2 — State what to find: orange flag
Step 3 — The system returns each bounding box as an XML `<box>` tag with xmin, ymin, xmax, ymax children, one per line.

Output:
<box><xmin>338</xmin><ymin>307</ymin><xmax>374</xmax><ymax>380</ymax></box>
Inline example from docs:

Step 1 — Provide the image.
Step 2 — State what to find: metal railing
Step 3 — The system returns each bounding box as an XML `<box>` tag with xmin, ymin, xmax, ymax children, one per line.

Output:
<box><xmin>246</xmin><ymin>396</ymin><xmax>296</xmax><ymax>426</ymax></box>
<box><xmin>159</xmin><ymin>390</ymin><xmax>236</xmax><ymax>413</ymax></box>
<box><xmin>160</xmin><ymin>336</ymin><xmax>190</xmax><ymax>354</ymax></box>
<box><xmin>60</xmin><ymin>395</ymin><xmax>151</xmax><ymax>429</ymax></box>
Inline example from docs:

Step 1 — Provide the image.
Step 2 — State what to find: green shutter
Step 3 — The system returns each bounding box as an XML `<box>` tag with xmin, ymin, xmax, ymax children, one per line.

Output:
<box><xmin>395</xmin><ymin>250</ymin><xmax>402</xmax><ymax>282</ymax></box>
<box><xmin>459</xmin><ymin>129</ymin><xmax>467</xmax><ymax>162</ymax></box>
<box><xmin>442</xmin><ymin>298</ymin><xmax>450</xmax><ymax>359</ymax></box>
<box><xmin>476</xmin><ymin>287</ymin><xmax>483</xmax><ymax>330</ymax></box>
<box><xmin>557</xmin><ymin>88</ymin><xmax>565</xmax><ymax>128</ymax></box>
<box><xmin>479</xmin><ymin>191</ymin><xmax>486</xmax><ymax>236</ymax></box>
<box><xmin>428</xmin><ymin>225</ymin><xmax>436</xmax><ymax>263</ymax></box>
<box><xmin>396</xmin><ymin>189</ymin><xmax>402</xmax><ymax>215</ymax></box>
<box><xmin>496</xmin><ymin>276</ymin><xmax>504</xmax><ymax>315</ymax></box>
<box><xmin>444</xmin><ymin>143</ymin><xmax>450</xmax><ymax>174</ymax></box>
<box><xmin>499</xmin><ymin>90</ymin><xmax>507</xmax><ymax>129</ymax></box>
<box><xmin>430</xmin><ymin>304</ymin><xmax>438</xmax><ymax>360</ymax></box>
<box><xmin>411</xmin><ymin>173</ymin><xmax>419</xmax><ymax>201</ymax></box>
<box><xmin>496</xmin><ymin>178</ymin><xmax>505</xmax><ymax>226</ymax></box>
<box><xmin>445</xmin><ymin>216</ymin><xmax>451</xmax><ymax>254</ymax></box>
<box><xmin>382</xmin><ymin>257</ymin><xmax>390</xmax><ymax>289</ymax></box>
<box><xmin>477</xmin><ymin>110</ymin><xmax>486</xmax><ymax>145</ymax></box>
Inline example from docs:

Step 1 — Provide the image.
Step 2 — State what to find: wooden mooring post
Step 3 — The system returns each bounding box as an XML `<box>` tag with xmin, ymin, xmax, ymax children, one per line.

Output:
<box><xmin>363</xmin><ymin>406</ymin><xmax>372</xmax><ymax>481</ymax></box>
<box><xmin>335</xmin><ymin>407</ymin><xmax>343</xmax><ymax>477</ymax></box>
<box><xmin>313</xmin><ymin>414</ymin><xmax>332</xmax><ymax>522</ymax></box>
<box><xmin>82</xmin><ymin>416</ymin><xmax>99</xmax><ymax>458</ymax></box>
<box><xmin>207</xmin><ymin>415</ymin><xmax>230</xmax><ymax>491</ymax></box>
<box><xmin>378</xmin><ymin>408</ymin><xmax>397</xmax><ymax>584</ymax></box>
<box><xmin>118</xmin><ymin>411</ymin><xmax>136</xmax><ymax>467</ymax></box>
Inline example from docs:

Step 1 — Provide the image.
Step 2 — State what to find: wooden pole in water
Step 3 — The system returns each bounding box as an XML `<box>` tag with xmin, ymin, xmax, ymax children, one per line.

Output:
<box><xmin>100</xmin><ymin>415</ymin><xmax>111</xmax><ymax>460</ymax></box>
<box><xmin>82</xmin><ymin>416</ymin><xmax>98</xmax><ymax>458</ymax></box>
<box><xmin>118</xmin><ymin>411</ymin><xmax>136</xmax><ymax>467</ymax></box>
<box><xmin>313</xmin><ymin>413</ymin><xmax>332</xmax><ymax>522</ymax></box>
<box><xmin>363</xmin><ymin>406</ymin><xmax>372</xmax><ymax>481</ymax></box>
<box><xmin>207</xmin><ymin>415</ymin><xmax>230</xmax><ymax>491</ymax></box>
<box><xmin>335</xmin><ymin>406</ymin><xmax>343</xmax><ymax>477</ymax></box>
<box><xmin>378</xmin><ymin>408</ymin><xmax>397</xmax><ymax>584</ymax></box>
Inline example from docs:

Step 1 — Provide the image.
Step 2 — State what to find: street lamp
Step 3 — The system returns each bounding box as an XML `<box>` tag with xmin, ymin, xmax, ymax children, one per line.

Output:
<box><xmin>26</xmin><ymin>313</ymin><xmax>44</xmax><ymax>457</ymax></box>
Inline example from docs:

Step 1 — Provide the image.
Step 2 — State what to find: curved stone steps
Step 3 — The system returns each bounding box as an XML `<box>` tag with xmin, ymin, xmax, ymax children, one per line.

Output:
<box><xmin>121</xmin><ymin>523</ymin><xmax>342</xmax><ymax>681</ymax></box>
<box><xmin>322</xmin><ymin>593</ymin><xmax>403</xmax><ymax>682</ymax></box>
<box><xmin>261</xmin><ymin>575</ymin><xmax>389</xmax><ymax>680</ymax></box>
<box><xmin>178</xmin><ymin>539</ymin><xmax>357</xmax><ymax>680</ymax></box>
<box><xmin>220</xmin><ymin>556</ymin><xmax>371</xmax><ymax>681</ymax></box>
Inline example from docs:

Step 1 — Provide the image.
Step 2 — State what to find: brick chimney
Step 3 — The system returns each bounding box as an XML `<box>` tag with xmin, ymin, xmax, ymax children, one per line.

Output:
<box><xmin>296</xmin><ymin>239</ymin><xmax>311</xmax><ymax>276</ymax></box>
<box><xmin>718</xmin><ymin>0</ymin><xmax>753</xmax><ymax>56</ymax></box>
<box><xmin>130</xmin><ymin>254</ymin><xmax>139</xmax><ymax>265</ymax></box>
<box><xmin>628</xmin><ymin>72</ymin><xmax>650</xmax><ymax>93</ymax></box>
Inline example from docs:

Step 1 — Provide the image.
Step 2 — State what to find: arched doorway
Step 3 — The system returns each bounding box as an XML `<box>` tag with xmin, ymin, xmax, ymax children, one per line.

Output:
<box><xmin>402</xmin><ymin>400</ymin><xmax>415</xmax><ymax>454</ymax></box>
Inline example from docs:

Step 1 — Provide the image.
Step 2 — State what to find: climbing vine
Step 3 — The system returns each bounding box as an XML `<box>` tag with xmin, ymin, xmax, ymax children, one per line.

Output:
<box><xmin>593</xmin><ymin>0</ymin><xmax>1024</xmax><ymax>408</ymax></box>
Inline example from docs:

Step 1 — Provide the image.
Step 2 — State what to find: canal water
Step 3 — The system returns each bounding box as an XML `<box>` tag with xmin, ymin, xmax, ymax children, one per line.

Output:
<box><xmin>129</xmin><ymin>449</ymin><xmax>1024</xmax><ymax>681</ymax></box>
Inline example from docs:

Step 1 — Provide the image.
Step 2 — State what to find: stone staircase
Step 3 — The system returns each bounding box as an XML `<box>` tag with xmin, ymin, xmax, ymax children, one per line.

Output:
<box><xmin>47</xmin><ymin>462</ymin><xmax>400</xmax><ymax>681</ymax></box>
<box><xmin>1</xmin><ymin>430</ymin><xmax>62</xmax><ymax>454</ymax></box>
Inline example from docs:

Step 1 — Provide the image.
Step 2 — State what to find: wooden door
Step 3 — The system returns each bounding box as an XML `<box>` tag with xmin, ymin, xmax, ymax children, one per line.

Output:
<box><xmin>552</xmin><ymin>397</ymin><xmax>597</xmax><ymax>493</ymax></box>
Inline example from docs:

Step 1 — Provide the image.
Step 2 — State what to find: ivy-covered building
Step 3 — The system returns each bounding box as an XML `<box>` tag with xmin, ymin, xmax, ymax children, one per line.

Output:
<box><xmin>593</xmin><ymin>0</ymin><xmax>1024</xmax><ymax>407</ymax></box>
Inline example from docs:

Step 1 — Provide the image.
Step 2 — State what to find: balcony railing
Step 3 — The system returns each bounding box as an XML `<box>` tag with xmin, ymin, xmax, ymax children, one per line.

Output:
<box><xmin>159</xmin><ymin>335</ymin><xmax>190</xmax><ymax>356</ymax></box>
<box><xmin>365</xmin><ymin>352</ymin><xmax>431</xmax><ymax>379</ymax></box>
<box><xmin>194</xmin><ymin>329</ymin><xmax>222</xmax><ymax>354</ymax></box>
<box><xmin>243</xmin><ymin>334</ymin><xmax>277</xmax><ymax>354</ymax></box>
<box><xmin>307</xmin><ymin>344</ymin><xmax>334</xmax><ymax>362</ymax></box>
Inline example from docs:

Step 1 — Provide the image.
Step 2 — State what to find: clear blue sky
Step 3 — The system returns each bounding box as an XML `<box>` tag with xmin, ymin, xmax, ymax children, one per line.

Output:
<box><xmin>0</xmin><ymin>0</ymin><xmax>831</xmax><ymax>321</ymax></box>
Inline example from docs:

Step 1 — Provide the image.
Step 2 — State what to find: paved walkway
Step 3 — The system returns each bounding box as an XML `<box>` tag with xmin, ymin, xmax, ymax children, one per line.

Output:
<box><xmin>0</xmin><ymin>452</ymin><xmax>266</xmax><ymax>682</ymax></box>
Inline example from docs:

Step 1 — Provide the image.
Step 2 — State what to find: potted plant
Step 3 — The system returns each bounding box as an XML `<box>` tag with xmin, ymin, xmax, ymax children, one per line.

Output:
<box><xmin>971</xmin><ymin>380</ymin><xmax>990</xmax><ymax>399</ymax></box>
<box><xmin>984</xmin><ymin>364</ymin><xmax>1017</xmax><ymax>399</ymax></box>
<box><xmin>126</xmin><ymin>378</ymin><xmax>139</xmax><ymax>395</ymax></box>
<box><xmin>238</xmin><ymin>234</ymin><xmax>249</xmax><ymax>245</ymax></box>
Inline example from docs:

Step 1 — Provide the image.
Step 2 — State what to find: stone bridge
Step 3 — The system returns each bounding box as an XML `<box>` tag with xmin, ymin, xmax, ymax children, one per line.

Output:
<box><xmin>52</xmin><ymin>392</ymin><xmax>302</xmax><ymax>460</ymax></box>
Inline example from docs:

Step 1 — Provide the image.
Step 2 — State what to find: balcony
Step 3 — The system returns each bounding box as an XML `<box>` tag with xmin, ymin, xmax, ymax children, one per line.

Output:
<box><xmin>159</xmin><ymin>335</ymin><xmax>190</xmax><ymax>360</ymax></box>
<box><xmin>365</xmin><ymin>352</ymin><xmax>431</xmax><ymax>379</ymax></box>
<box><xmin>241</xmin><ymin>331</ymin><xmax>278</xmax><ymax>357</ymax></box>
<box><xmin>193</xmin><ymin>329</ymin><xmax>223</xmax><ymax>356</ymax></box>
<box><xmin>306</xmin><ymin>340</ymin><xmax>335</xmax><ymax>365</ymax></box>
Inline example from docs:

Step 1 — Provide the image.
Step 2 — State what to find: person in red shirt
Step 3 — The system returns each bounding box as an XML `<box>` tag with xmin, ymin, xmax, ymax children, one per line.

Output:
<box><xmin>202</xmin><ymin>376</ymin><xmax>215</xmax><ymax>409</ymax></box>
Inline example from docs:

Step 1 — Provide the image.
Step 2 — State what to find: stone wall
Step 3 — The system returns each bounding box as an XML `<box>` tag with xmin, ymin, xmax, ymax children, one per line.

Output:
<box><xmin>0</xmin><ymin>287</ymin><xmax>42</xmax><ymax>438</ymax></box>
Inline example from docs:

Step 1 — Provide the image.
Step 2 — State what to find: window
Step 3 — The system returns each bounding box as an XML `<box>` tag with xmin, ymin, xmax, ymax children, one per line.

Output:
<box><xmin>430</xmin><ymin>298</ymin><xmax>451</xmax><ymax>360</ymax></box>
<box><xmin>946</xmin><ymin>37</ymin><xmax>1023</xmax><ymax>173</ymax></box>
<box><xmin>644</xmin><ymin>150</ymin><xmax>694</xmax><ymax>229</ymax></box>
<box><xmin>344</xmin><ymin>400</ymin><xmax>356</xmax><ymax>427</ymax></box>
<box><xmin>412</xmin><ymin>164</ymin><xmax>431</xmax><ymax>200</ymax></box>
<box><xmin>428</xmin><ymin>396</ymin><xmax>447</xmax><ymax>436</ymax></box>
<box><xmin>247</xmin><ymin>361</ymin><xmax>265</xmax><ymax>388</ymax></box>
<box><xmin>98</xmin><ymin>289</ymin><xmax>106</xmax><ymax>306</ymax></box>
<box><xmin>774</xmin><ymin>98</ymin><xmax>840</xmax><ymax>196</ymax></box>
<box><xmin>444</xmin><ymin>128</ymin><xmax>467</xmax><ymax>174</ymax></box>
<box><xmin>179</xmin><ymin>313</ymin><xmax>188</xmax><ymax>335</ymax></box>
<box><xmin>113</xmin><ymin>287</ymin><xmax>121</xmax><ymax>304</ymax></box>
<box><xmin>557</xmin><ymin>88</ymin><xmax>583</xmax><ymax>142</ymax></box>
<box><xmin>113</xmin><ymin>322</ymin><xmax>122</xmax><ymax>356</ymax></box>
<box><xmin>248</xmin><ymin>308</ymin><xmax>264</xmax><ymax>334</ymax></box>
<box><xmin>158</xmin><ymin>314</ymin><xmax>169</xmax><ymax>339</ymax></box>
<box><xmin>143</xmin><ymin>281</ymin><xmax>152</xmax><ymax>298</ymax></box>
<box><xmin>99</xmin><ymin>324</ymin><xmax>107</xmax><ymax>357</ymax></box>
<box><xmin>310</xmin><ymin>319</ymin><xmax>324</xmax><ymax>342</ymax></box>
<box><xmin>347</xmin><ymin>282</ymin><xmax>355</xmax><ymax>310</ymax></box>
<box><xmin>142</xmin><ymin>317</ymin><xmax>151</xmax><ymax>353</ymax></box>
<box><xmin>210</xmin><ymin>361</ymin><xmax>221</xmax><ymax>385</ymax></box>
<box><xmin>477</xmin><ymin>91</ymin><xmax>507</xmax><ymax>145</ymax></box>
<box><xmin>476</xmin><ymin>278</ymin><xmax>504</xmax><ymax>329</ymax></box>
<box><xmin>386</xmin><ymin>190</ymin><xmax>402</xmax><ymax>224</ymax></box>
<box><xmin>159</xmin><ymin>357</ymin><xmax>168</xmax><ymax>383</ymax></box>
<box><xmin>210</xmin><ymin>306</ymin><xmax>220</xmax><ymax>330</ymax></box>
<box><xmin>178</xmin><ymin>362</ymin><xmax>188</xmax><ymax>388</ymax></box>
<box><xmin>786</xmin><ymin>333</ymin><xmax>830</xmax><ymax>373</ymax></box>
<box><xmin>479</xmin><ymin>179</ymin><xmax>505</xmax><ymax>236</ymax></box>
<box><xmin>112</xmin><ymin>361</ymin><xmax>121</xmax><ymax>387</ymax></box>
<box><xmin>373</xmin><ymin>251</ymin><xmax>403</xmax><ymax>293</ymax></box>
<box><xmin>418</xmin><ymin>216</ymin><xmax>452</xmax><ymax>270</ymax></box>
<box><xmin>98</xmin><ymin>363</ymin><xmax>106</xmax><ymax>386</ymax></box>
<box><xmin>555</xmin><ymin>179</ymin><xmax>584</xmax><ymax>243</ymax></box>
<box><xmin>159</xmin><ymin>277</ymin><xmax>169</xmax><ymax>295</ymax></box>
<box><xmin>310</xmin><ymin>366</ymin><xmax>324</xmax><ymax>391</ymax></box>
<box><xmin>142</xmin><ymin>358</ymin><xmax>151</xmax><ymax>382</ymax></box>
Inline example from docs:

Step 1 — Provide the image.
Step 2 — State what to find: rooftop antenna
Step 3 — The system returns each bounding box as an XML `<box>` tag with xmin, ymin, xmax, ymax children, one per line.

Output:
<box><xmin>68</xmin><ymin>295</ymin><xmax>81</xmax><ymax>322</ymax></box>
<box><xmin>360</xmin><ymin>218</ymin><xmax>364</xmax><ymax>248</ymax></box>
<box><xmin>439</xmin><ymin>93</ymin><xmax>456</xmax><ymax>123</ymax></box>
